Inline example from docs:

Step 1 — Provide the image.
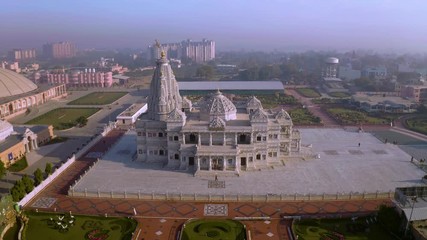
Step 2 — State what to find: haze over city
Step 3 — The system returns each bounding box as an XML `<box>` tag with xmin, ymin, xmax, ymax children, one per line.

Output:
<box><xmin>2</xmin><ymin>0</ymin><xmax>427</xmax><ymax>53</ymax></box>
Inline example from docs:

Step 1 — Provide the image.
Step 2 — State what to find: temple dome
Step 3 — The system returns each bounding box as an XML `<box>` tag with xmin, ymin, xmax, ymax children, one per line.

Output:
<box><xmin>0</xmin><ymin>68</ymin><xmax>37</xmax><ymax>98</ymax></box>
<box><xmin>205</xmin><ymin>90</ymin><xmax>237</xmax><ymax>121</ymax></box>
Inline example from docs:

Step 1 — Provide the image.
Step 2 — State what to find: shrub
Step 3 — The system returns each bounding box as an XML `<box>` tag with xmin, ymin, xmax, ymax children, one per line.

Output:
<box><xmin>45</xmin><ymin>163</ymin><xmax>53</xmax><ymax>176</ymax></box>
<box><xmin>34</xmin><ymin>168</ymin><xmax>43</xmax><ymax>186</ymax></box>
<box><xmin>21</xmin><ymin>175</ymin><xmax>34</xmax><ymax>193</ymax></box>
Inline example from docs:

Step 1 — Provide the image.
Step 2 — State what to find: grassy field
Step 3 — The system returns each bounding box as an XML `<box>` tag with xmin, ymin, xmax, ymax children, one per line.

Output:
<box><xmin>295</xmin><ymin>88</ymin><xmax>321</xmax><ymax>98</ymax></box>
<box><xmin>26</xmin><ymin>108</ymin><xmax>100</xmax><ymax>130</ymax></box>
<box><xmin>288</xmin><ymin>108</ymin><xmax>321</xmax><ymax>125</ymax></box>
<box><xmin>406</xmin><ymin>115</ymin><xmax>427</xmax><ymax>135</ymax></box>
<box><xmin>181</xmin><ymin>219</ymin><xmax>246</xmax><ymax>240</ymax></box>
<box><xmin>326</xmin><ymin>107</ymin><xmax>386</xmax><ymax>125</ymax></box>
<box><xmin>4</xmin><ymin>211</ymin><xmax>137</xmax><ymax>240</ymax></box>
<box><xmin>293</xmin><ymin>217</ymin><xmax>393</xmax><ymax>240</ymax></box>
<box><xmin>67</xmin><ymin>92</ymin><xmax>127</xmax><ymax>105</ymax></box>
<box><xmin>328</xmin><ymin>92</ymin><xmax>351</xmax><ymax>98</ymax></box>
<box><xmin>8</xmin><ymin>156</ymin><xmax>28</xmax><ymax>172</ymax></box>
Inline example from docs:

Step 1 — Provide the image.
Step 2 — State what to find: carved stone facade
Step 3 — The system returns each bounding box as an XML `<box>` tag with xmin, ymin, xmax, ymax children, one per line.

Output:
<box><xmin>136</xmin><ymin>55</ymin><xmax>301</xmax><ymax>175</ymax></box>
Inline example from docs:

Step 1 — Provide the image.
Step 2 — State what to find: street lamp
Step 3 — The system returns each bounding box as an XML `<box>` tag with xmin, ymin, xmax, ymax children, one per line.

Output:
<box><xmin>405</xmin><ymin>196</ymin><xmax>418</xmax><ymax>236</ymax></box>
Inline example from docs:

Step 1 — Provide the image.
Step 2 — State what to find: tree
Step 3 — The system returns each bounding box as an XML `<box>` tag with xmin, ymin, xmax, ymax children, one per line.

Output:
<box><xmin>76</xmin><ymin>116</ymin><xmax>88</xmax><ymax>127</ymax></box>
<box><xmin>0</xmin><ymin>161</ymin><xmax>6</xmax><ymax>179</ymax></box>
<box><xmin>10</xmin><ymin>180</ymin><xmax>26</xmax><ymax>201</ymax></box>
<box><xmin>45</xmin><ymin>163</ymin><xmax>53</xmax><ymax>176</ymax></box>
<box><xmin>34</xmin><ymin>168</ymin><xmax>43</xmax><ymax>186</ymax></box>
<box><xmin>196</xmin><ymin>65</ymin><xmax>214</xmax><ymax>79</ymax></box>
<box><xmin>21</xmin><ymin>175</ymin><xmax>34</xmax><ymax>193</ymax></box>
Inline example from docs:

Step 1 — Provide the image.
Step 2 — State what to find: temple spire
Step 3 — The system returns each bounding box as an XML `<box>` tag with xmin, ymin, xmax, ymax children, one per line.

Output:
<box><xmin>147</xmin><ymin>40</ymin><xmax>183</xmax><ymax>121</ymax></box>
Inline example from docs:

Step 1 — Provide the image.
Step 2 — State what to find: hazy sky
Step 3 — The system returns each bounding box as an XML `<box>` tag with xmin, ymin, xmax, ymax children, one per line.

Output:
<box><xmin>1</xmin><ymin>0</ymin><xmax>427</xmax><ymax>53</ymax></box>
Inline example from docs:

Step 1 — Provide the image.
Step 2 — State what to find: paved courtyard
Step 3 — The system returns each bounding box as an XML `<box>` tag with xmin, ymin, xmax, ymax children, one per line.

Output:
<box><xmin>73</xmin><ymin>128</ymin><xmax>425</xmax><ymax>196</ymax></box>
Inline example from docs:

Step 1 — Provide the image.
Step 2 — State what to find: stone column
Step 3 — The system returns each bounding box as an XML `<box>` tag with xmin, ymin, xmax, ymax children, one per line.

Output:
<box><xmin>182</xmin><ymin>133</ymin><xmax>186</xmax><ymax>144</ymax></box>
<box><xmin>209</xmin><ymin>133</ymin><xmax>212</xmax><ymax>146</ymax></box>
<box><xmin>235</xmin><ymin>133</ymin><xmax>238</xmax><ymax>145</ymax></box>
<box><xmin>197</xmin><ymin>156</ymin><xmax>200</xmax><ymax>171</ymax></box>
<box><xmin>198</xmin><ymin>133</ymin><xmax>201</xmax><ymax>146</ymax></box>
<box><xmin>250</xmin><ymin>132</ymin><xmax>253</xmax><ymax>144</ymax></box>
<box><xmin>25</xmin><ymin>144</ymin><xmax>29</xmax><ymax>153</ymax></box>
<box><xmin>208</xmin><ymin>156</ymin><xmax>212</xmax><ymax>171</ymax></box>
<box><xmin>223</xmin><ymin>133</ymin><xmax>226</xmax><ymax>146</ymax></box>
<box><xmin>223</xmin><ymin>157</ymin><xmax>226</xmax><ymax>171</ymax></box>
<box><xmin>33</xmin><ymin>139</ymin><xmax>38</xmax><ymax>149</ymax></box>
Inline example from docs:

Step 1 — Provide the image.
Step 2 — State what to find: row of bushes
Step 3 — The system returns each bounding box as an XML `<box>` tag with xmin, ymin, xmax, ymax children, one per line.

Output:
<box><xmin>10</xmin><ymin>163</ymin><xmax>53</xmax><ymax>202</ymax></box>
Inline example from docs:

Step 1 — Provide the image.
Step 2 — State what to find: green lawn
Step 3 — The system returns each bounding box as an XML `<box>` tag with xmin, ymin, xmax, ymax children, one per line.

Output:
<box><xmin>288</xmin><ymin>108</ymin><xmax>321</xmax><ymax>125</ymax></box>
<box><xmin>328</xmin><ymin>92</ymin><xmax>351</xmax><ymax>98</ymax></box>
<box><xmin>6</xmin><ymin>211</ymin><xmax>138</xmax><ymax>240</ymax></box>
<box><xmin>26</xmin><ymin>108</ymin><xmax>100</xmax><ymax>130</ymax></box>
<box><xmin>68</xmin><ymin>92</ymin><xmax>127</xmax><ymax>105</ymax></box>
<box><xmin>295</xmin><ymin>88</ymin><xmax>321</xmax><ymax>98</ymax></box>
<box><xmin>181</xmin><ymin>219</ymin><xmax>246</xmax><ymax>240</ymax></box>
<box><xmin>326</xmin><ymin>108</ymin><xmax>386</xmax><ymax>124</ymax></box>
<box><xmin>406</xmin><ymin>115</ymin><xmax>427</xmax><ymax>135</ymax></box>
<box><xmin>293</xmin><ymin>217</ymin><xmax>394</xmax><ymax>240</ymax></box>
<box><xmin>8</xmin><ymin>156</ymin><xmax>28</xmax><ymax>172</ymax></box>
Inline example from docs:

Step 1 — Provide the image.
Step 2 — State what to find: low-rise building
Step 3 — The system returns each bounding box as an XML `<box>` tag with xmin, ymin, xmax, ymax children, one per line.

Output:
<box><xmin>352</xmin><ymin>93</ymin><xmax>418</xmax><ymax>113</ymax></box>
<box><xmin>116</xmin><ymin>103</ymin><xmax>147</xmax><ymax>128</ymax></box>
<box><xmin>400</xmin><ymin>84</ymin><xmax>427</xmax><ymax>103</ymax></box>
<box><xmin>47</xmin><ymin>68</ymin><xmax>113</xmax><ymax>87</ymax></box>
<box><xmin>0</xmin><ymin>120</ymin><xmax>54</xmax><ymax>167</ymax></box>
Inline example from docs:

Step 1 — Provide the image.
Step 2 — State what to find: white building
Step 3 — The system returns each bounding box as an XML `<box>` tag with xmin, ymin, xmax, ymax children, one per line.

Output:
<box><xmin>116</xmin><ymin>103</ymin><xmax>147</xmax><ymax>128</ymax></box>
<box><xmin>136</xmin><ymin>52</ymin><xmax>301</xmax><ymax>175</ymax></box>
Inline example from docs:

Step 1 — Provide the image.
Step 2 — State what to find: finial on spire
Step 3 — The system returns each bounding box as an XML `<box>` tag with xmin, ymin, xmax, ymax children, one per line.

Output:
<box><xmin>155</xmin><ymin>39</ymin><xmax>166</xmax><ymax>59</ymax></box>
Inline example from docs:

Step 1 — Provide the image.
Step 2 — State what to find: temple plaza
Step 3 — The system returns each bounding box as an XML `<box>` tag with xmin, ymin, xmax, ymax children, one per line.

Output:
<box><xmin>72</xmin><ymin>128</ymin><xmax>425</xmax><ymax>196</ymax></box>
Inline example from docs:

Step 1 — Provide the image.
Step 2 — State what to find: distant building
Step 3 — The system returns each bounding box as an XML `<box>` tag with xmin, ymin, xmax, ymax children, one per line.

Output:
<box><xmin>352</xmin><ymin>92</ymin><xmax>418</xmax><ymax>113</ymax></box>
<box><xmin>400</xmin><ymin>84</ymin><xmax>427</xmax><ymax>103</ymax></box>
<box><xmin>322</xmin><ymin>57</ymin><xmax>339</xmax><ymax>78</ymax></box>
<box><xmin>43</xmin><ymin>42</ymin><xmax>76</xmax><ymax>59</ymax></box>
<box><xmin>1</xmin><ymin>61</ymin><xmax>20</xmax><ymax>73</ymax></box>
<box><xmin>362</xmin><ymin>67</ymin><xmax>387</xmax><ymax>80</ymax></box>
<box><xmin>149</xmin><ymin>39</ymin><xmax>215</xmax><ymax>63</ymax></box>
<box><xmin>338</xmin><ymin>64</ymin><xmax>361</xmax><ymax>81</ymax></box>
<box><xmin>8</xmin><ymin>49</ymin><xmax>36</xmax><ymax>61</ymax></box>
<box><xmin>47</xmin><ymin>68</ymin><xmax>113</xmax><ymax>88</ymax></box>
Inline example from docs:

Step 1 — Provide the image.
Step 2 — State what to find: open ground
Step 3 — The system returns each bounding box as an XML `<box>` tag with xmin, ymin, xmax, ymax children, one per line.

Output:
<box><xmin>67</xmin><ymin>91</ymin><xmax>127</xmax><ymax>105</ymax></box>
<box><xmin>25</xmin><ymin>107</ymin><xmax>101</xmax><ymax>130</ymax></box>
<box><xmin>72</xmin><ymin>128</ymin><xmax>425</xmax><ymax>196</ymax></box>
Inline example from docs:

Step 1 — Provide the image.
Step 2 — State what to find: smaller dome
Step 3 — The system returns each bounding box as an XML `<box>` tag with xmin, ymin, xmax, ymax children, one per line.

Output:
<box><xmin>209</xmin><ymin>116</ymin><xmax>226</xmax><ymax>130</ymax></box>
<box><xmin>247</xmin><ymin>96</ymin><xmax>262</xmax><ymax>109</ymax></box>
<box><xmin>205</xmin><ymin>90</ymin><xmax>237</xmax><ymax>121</ymax></box>
<box><xmin>250</xmin><ymin>108</ymin><xmax>268</xmax><ymax>123</ymax></box>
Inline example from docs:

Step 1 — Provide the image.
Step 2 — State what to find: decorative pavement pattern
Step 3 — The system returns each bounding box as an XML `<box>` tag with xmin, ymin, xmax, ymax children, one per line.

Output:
<box><xmin>208</xmin><ymin>180</ymin><xmax>225</xmax><ymax>188</ymax></box>
<box><xmin>204</xmin><ymin>204</ymin><xmax>228</xmax><ymax>216</ymax></box>
<box><xmin>31</xmin><ymin>197</ymin><xmax>57</xmax><ymax>208</ymax></box>
<box><xmin>23</xmin><ymin>129</ymin><xmax>393</xmax><ymax>240</ymax></box>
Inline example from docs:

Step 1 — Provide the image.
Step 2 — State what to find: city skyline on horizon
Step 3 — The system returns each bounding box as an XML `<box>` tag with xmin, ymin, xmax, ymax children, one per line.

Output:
<box><xmin>1</xmin><ymin>0</ymin><xmax>427</xmax><ymax>54</ymax></box>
